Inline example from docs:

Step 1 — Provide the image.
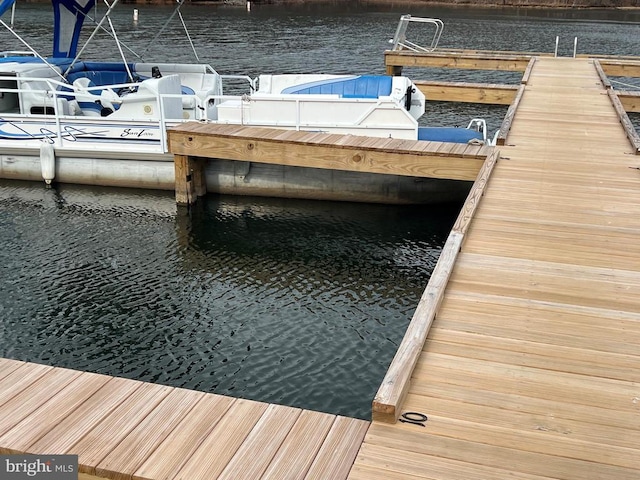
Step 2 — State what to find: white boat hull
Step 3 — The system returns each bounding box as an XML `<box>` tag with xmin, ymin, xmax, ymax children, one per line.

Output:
<box><xmin>0</xmin><ymin>150</ymin><xmax>471</xmax><ymax>204</ymax></box>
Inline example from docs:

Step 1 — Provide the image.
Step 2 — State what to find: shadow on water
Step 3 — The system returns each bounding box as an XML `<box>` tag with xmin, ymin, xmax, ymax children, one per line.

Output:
<box><xmin>0</xmin><ymin>180</ymin><xmax>461</xmax><ymax>419</ymax></box>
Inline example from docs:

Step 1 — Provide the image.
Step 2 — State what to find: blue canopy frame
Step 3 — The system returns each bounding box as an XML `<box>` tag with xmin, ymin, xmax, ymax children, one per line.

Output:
<box><xmin>52</xmin><ymin>0</ymin><xmax>96</xmax><ymax>58</ymax></box>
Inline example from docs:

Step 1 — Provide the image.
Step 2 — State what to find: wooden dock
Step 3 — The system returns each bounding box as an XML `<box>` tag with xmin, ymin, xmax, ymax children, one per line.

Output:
<box><xmin>352</xmin><ymin>56</ymin><xmax>640</xmax><ymax>479</ymax></box>
<box><xmin>387</xmin><ymin>49</ymin><xmax>640</xmax><ymax>111</ymax></box>
<box><xmin>168</xmin><ymin>125</ymin><xmax>491</xmax><ymax>205</ymax></box>
<box><xmin>2</xmin><ymin>54</ymin><xmax>640</xmax><ymax>480</ymax></box>
<box><xmin>0</xmin><ymin>358</ymin><xmax>368</xmax><ymax>480</ymax></box>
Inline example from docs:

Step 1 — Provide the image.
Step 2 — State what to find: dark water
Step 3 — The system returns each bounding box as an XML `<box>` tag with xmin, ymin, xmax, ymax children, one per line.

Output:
<box><xmin>1</xmin><ymin>4</ymin><xmax>639</xmax><ymax>418</ymax></box>
<box><xmin>0</xmin><ymin>180</ymin><xmax>457</xmax><ymax>419</ymax></box>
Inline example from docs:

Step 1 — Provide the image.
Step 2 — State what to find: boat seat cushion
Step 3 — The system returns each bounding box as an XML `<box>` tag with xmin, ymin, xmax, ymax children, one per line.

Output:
<box><xmin>66</xmin><ymin>70</ymin><xmax>132</xmax><ymax>87</ymax></box>
<box><xmin>418</xmin><ymin>127</ymin><xmax>484</xmax><ymax>144</ymax></box>
<box><xmin>282</xmin><ymin>75</ymin><xmax>393</xmax><ymax>98</ymax></box>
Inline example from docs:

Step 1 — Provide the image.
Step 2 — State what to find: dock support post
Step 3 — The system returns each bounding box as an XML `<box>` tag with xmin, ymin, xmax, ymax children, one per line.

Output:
<box><xmin>192</xmin><ymin>157</ymin><xmax>207</xmax><ymax>198</ymax></box>
<box><xmin>386</xmin><ymin>64</ymin><xmax>403</xmax><ymax>76</ymax></box>
<box><xmin>174</xmin><ymin>154</ymin><xmax>207</xmax><ymax>205</ymax></box>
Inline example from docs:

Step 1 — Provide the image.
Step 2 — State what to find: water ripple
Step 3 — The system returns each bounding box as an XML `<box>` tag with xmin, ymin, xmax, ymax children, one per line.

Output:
<box><xmin>0</xmin><ymin>181</ymin><xmax>458</xmax><ymax>419</ymax></box>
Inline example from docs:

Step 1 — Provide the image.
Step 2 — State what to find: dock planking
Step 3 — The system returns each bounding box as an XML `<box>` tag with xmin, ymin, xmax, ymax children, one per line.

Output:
<box><xmin>356</xmin><ymin>57</ymin><xmax>640</xmax><ymax>479</ymax></box>
<box><xmin>0</xmin><ymin>358</ymin><xmax>369</xmax><ymax>480</ymax></box>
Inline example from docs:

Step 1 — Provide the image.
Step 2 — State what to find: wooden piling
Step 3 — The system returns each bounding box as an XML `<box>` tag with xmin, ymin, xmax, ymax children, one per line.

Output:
<box><xmin>173</xmin><ymin>154</ymin><xmax>207</xmax><ymax>205</ymax></box>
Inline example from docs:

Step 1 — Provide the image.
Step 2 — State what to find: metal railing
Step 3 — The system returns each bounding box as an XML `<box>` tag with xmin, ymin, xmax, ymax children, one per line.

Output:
<box><xmin>389</xmin><ymin>15</ymin><xmax>444</xmax><ymax>53</ymax></box>
<box><xmin>0</xmin><ymin>74</ymin><xmax>420</xmax><ymax>152</ymax></box>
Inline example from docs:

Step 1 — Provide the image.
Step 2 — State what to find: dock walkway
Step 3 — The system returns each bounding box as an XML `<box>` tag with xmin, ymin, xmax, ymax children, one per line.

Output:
<box><xmin>0</xmin><ymin>358</ymin><xmax>368</xmax><ymax>480</ymax></box>
<box><xmin>351</xmin><ymin>57</ymin><xmax>640</xmax><ymax>479</ymax></box>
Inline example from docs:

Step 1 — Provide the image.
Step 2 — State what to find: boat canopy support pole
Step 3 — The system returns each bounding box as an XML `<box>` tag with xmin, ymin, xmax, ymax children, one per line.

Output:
<box><xmin>105</xmin><ymin>2</ymin><xmax>134</xmax><ymax>82</ymax></box>
<box><xmin>0</xmin><ymin>19</ymin><xmax>66</xmax><ymax>82</ymax></box>
<box><xmin>81</xmin><ymin>9</ymin><xmax>142</xmax><ymax>61</ymax></box>
<box><xmin>65</xmin><ymin>0</ymin><xmax>121</xmax><ymax>77</ymax></box>
<box><xmin>177</xmin><ymin>8</ymin><xmax>199</xmax><ymax>62</ymax></box>
<box><xmin>142</xmin><ymin>0</ymin><xmax>200</xmax><ymax>62</ymax></box>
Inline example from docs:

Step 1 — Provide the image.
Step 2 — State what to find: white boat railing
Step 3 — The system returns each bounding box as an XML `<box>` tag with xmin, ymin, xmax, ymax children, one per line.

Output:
<box><xmin>0</xmin><ymin>50</ymin><xmax>35</xmax><ymax>58</ymax></box>
<box><xmin>202</xmin><ymin>93</ymin><xmax>419</xmax><ymax>132</ymax></box>
<box><xmin>389</xmin><ymin>15</ymin><xmax>444</xmax><ymax>53</ymax></box>
<box><xmin>0</xmin><ymin>75</ymin><xmax>420</xmax><ymax>152</ymax></box>
<box><xmin>0</xmin><ymin>75</ymin><xmax>181</xmax><ymax>151</ymax></box>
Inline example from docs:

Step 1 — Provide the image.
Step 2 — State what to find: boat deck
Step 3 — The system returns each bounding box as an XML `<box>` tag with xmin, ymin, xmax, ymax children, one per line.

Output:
<box><xmin>351</xmin><ymin>57</ymin><xmax>640</xmax><ymax>479</ymax></box>
<box><xmin>0</xmin><ymin>358</ymin><xmax>368</xmax><ymax>480</ymax></box>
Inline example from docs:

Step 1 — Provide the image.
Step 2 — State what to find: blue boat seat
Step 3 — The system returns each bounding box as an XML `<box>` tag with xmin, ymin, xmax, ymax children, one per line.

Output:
<box><xmin>67</xmin><ymin>70</ymin><xmax>132</xmax><ymax>87</ymax></box>
<box><xmin>282</xmin><ymin>75</ymin><xmax>393</xmax><ymax>98</ymax></box>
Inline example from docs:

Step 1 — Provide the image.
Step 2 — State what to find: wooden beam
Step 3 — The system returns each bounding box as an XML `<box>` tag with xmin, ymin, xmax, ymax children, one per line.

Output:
<box><xmin>372</xmin><ymin>148</ymin><xmax>500</xmax><ymax>423</ymax></box>
<box><xmin>597</xmin><ymin>59</ymin><xmax>640</xmax><ymax>78</ymax></box>
<box><xmin>607</xmin><ymin>89</ymin><xmax>640</xmax><ymax>155</ymax></box>
<box><xmin>496</xmin><ymin>83</ymin><xmax>526</xmax><ymax>146</ymax></box>
<box><xmin>192</xmin><ymin>157</ymin><xmax>207</xmax><ymax>198</ymax></box>
<box><xmin>79</xmin><ymin>473</ymin><xmax>108</xmax><ymax>480</ymax></box>
<box><xmin>452</xmin><ymin>149</ymin><xmax>501</xmax><ymax>235</ymax></box>
<box><xmin>168</xmin><ymin>125</ymin><xmax>487</xmax><ymax>182</ymax></box>
<box><xmin>521</xmin><ymin>57</ymin><xmax>537</xmax><ymax>85</ymax></box>
<box><xmin>386</xmin><ymin>64</ymin><xmax>403</xmax><ymax>76</ymax></box>
<box><xmin>594</xmin><ymin>59</ymin><xmax>611</xmax><ymax>89</ymax></box>
<box><xmin>415</xmin><ymin>81</ymin><xmax>517</xmax><ymax>105</ymax></box>
<box><xmin>372</xmin><ymin>230</ymin><xmax>463</xmax><ymax>423</ymax></box>
<box><xmin>618</xmin><ymin>91</ymin><xmax>640</xmax><ymax>113</ymax></box>
<box><xmin>384</xmin><ymin>50</ymin><xmax>534</xmax><ymax>72</ymax></box>
<box><xmin>174</xmin><ymin>154</ymin><xmax>193</xmax><ymax>205</ymax></box>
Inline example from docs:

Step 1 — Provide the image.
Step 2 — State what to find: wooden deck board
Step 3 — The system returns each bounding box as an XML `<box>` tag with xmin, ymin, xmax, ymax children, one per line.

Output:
<box><xmin>217</xmin><ymin>404</ymin><xmax>302</xmax><ymax>480</ymax></box>
<box><xmin>361</xmin><ymin>424</ymin><xmax>639</xmax><ymax>480</ymax></box>
<box><xmin>305</xmin><ymin>416</ymin><xmax>369</xmax><ymax>480</ymax></box>
<box><xmin>261</xmin><ymin>410</ymin><xmax>335</xmax><ymax>480</ymax></box>
<box><xmin>172</xmin><ymin>398</ymin><xmax>268</xmax><ymax>480</ymax></box>
<box><xmin>354</xmin><ymin>56</ymin><xmax>640</xmax><ymax>479</ymax></box>
<box><xmin>0</xmin><ymin>367</ymin><xmax>81</xmax><ymax>443</ymax></box>
<box><xmin>94</xmin><ymin>388</ymin><xmax>206</xmax><ymax>479</ymax></box>
<box><xmin>402</xmin><ymin>390</ymin><xmax>640</xmax><ymax>450</ymax></box>
<box><xmin>28</xmin><ymin>377</ymin><xmax>143</xmax><ymax>456</ymax></box>
<box><xmin>0</xmin><ymin>358</ymin><xmax>24</xmax><ymax>380</ymax></box>
<box><xmin>0</xmin><ymin>361</ymin><xmax>368</xmax><ymax>480</ymax></box>
<box><xmin>0</xmin><ymin>371</ymin><xmax>111</xmax><ymax>453</ymax></box>
<box><xmin>0</xmin><ymin>361</ymin><xmax>53</xmax><ymax>408</ymax></box>
<box><xmin>73</xmin><ymin>382</ymin><xmax>173</xmax><ymax>474</ymax></box>
<box><xmin>133</xmin><ymin>392</ymin><xmax>236</xmax><ymax>480</ymax></box>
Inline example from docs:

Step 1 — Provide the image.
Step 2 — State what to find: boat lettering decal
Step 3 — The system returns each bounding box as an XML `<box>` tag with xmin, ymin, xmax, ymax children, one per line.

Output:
<box><xmin>121</xmin><ymin>128</ymin><xmax>153</xmax><ymax>138</ymax></box>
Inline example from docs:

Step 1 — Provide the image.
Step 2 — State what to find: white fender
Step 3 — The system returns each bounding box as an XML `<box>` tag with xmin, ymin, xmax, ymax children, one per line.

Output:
<box><xmin>40</xmin><ymin>142</ymin><xmax>56</xmax><ymax>185</ymax></box>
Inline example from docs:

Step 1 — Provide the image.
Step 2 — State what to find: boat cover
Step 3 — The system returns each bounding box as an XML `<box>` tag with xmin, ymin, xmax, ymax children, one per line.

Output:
<box><xmin>52</xmin><ymin>0</ymin><xmax>96</xmax><ymax>58</ymax></box>
<box><xmin>0</xmin><ymin>0</ymin><xmax>15</xmax><ymax>17</ymax></box>
<box><xmin>282</xmin><ymin>76</ymin><xmax>393</xmax><ymax>98</ymax></box>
